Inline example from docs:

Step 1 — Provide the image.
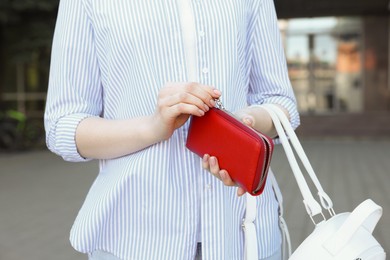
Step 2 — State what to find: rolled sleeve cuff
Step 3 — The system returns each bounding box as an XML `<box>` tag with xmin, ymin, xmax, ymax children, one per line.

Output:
<box><xmin>250</xmin><ymin>96</ymin><xmax>300</xmax><ymax>144</ymax></box>
<box><xmin>261</xmin><ymin>96</ymin><xmax>300</xmax><ymax>130</ymax></box>
<box><xmin>47</xmin><ymin>113</ymin><xmax>96</xmax><ymax>162</ymax></box>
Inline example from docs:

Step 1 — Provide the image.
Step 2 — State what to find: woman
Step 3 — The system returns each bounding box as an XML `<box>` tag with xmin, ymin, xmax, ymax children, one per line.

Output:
<box><xmin>44</xmin><ymin>0</ymin><xmax>299</xmax><ymax>259</ymax></box>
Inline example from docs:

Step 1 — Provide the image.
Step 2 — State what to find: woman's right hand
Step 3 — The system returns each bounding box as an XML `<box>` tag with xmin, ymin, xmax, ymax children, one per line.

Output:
<box><xmin>73</xmin><ymin>82</ymin><xmax>220</xmax><ymax>160</ymax></box>
<box><xmin>153</xmin><ymin>82</ymin><xmax>221</xmax><ymax>141</ymax></box>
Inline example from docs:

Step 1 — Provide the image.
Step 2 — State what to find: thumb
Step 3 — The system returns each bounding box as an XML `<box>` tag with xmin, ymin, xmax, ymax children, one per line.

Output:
<box><xmin>242</xmin><ymin>115</ymin><xmax>255</xmax><ymax>128</ymax></box>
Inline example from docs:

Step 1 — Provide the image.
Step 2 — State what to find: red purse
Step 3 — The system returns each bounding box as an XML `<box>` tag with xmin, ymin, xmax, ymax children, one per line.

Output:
<box><xmin>186</xmin><ymin>102</ymin><xmax>274</xmax><ymax>196</ymax></box>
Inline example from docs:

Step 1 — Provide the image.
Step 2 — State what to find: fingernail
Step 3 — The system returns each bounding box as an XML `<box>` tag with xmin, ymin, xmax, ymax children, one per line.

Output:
<box><xmin>213</xmin><ymin>89</ymin><xmax>222</xmax><ymax>96</ymax></box>
<box><xmin>210</xmin><ymin>99</ymin><xmax>216</xmax><ymax>107</ymax></box>
<box><xmin>210</xmin><ymin>157</ymin><xmax>216</xmax><ymax>166</ymax></box>
<box><xmin>198</xmin><ymin>109</ymin><xmax>205</xmax><ymax>116</ymax></box>
<box><xmin>238</xmin><ymin>189</ymin><xmax>245</xmax><ymax>197</ymax></box>
<box><xmin>244</xmin><ymin>117</ymin><xmax>253</xmax><ymax>125</ymax></box>
<box><xmin>203</xmin><ymin>104</ymin><xmax>209</xmax><ymax>111</ymax></box>
<box><xmin>203</xmin><ymin>155</ymin><xmax>208</xmax><ymax>162</ymax></box>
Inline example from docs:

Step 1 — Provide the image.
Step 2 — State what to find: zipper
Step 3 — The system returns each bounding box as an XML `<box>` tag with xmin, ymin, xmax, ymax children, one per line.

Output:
<box><xmin>214</xmin><ymin>99</ymin><xmax>272</xmax><ymax>194</ymax></box>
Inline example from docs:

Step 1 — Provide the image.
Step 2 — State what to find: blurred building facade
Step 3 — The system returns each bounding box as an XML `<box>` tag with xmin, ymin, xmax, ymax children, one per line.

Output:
<box><xmin>275</xmin><ymin>0</ymin><xmax>390</xmax><ymax>137</ymax></box>
<box><xmin>0</xmin><ymin>1</ymin><xmax>389</xmax><ymax>140</ymax></box>
<box><xmin>280</xmin><ymin>16</ymin><xmax>390</xmax><ymax>136</ymax></box>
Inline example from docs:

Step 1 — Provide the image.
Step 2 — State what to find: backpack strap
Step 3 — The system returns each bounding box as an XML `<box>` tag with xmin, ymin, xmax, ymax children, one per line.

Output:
<box><xmin>323</xmin><ymin>199</ymin><xmax>382</xmax><ymax>255</ymax></box>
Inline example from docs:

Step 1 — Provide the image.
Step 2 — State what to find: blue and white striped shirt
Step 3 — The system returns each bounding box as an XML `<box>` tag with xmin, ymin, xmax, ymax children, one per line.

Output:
<box><xmin>44</xmin><ymin>0</ymin><xmax>299</xmax><ymax>259</ymax></box>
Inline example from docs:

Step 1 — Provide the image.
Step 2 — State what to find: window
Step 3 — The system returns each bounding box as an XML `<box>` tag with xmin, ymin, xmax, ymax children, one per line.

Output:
<box><xmin>280</xmin><ymin>17</ymin><xmax>363</xmax><ymax>114</ymax></box>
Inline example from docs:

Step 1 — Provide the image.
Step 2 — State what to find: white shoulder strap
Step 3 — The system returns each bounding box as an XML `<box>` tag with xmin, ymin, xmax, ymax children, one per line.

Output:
<box><xmin>265</xmin><ymin>105</ymin><xmax>334</xmax><ymax>214</ymax></box>
<box><xmin>244</xmin><ymin>194</ymin><xmax>258</xmax><ymax>260</ymax></box>
<box><xmin>269</xmin><ymin>171</ymin><xmax>292</xmax><ymax>259</ymax></box>
<box><xmin>244</xmin><ymin>103</ymin><xmax>335</xmax><ymax>259</ymax></box>
<box><xmin>261</xmin><ymin>105</ymin><xmax>323</xmax><ymax>218</ymax></box>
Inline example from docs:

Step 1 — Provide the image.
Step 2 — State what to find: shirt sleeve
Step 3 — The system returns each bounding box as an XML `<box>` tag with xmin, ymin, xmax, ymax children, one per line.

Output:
<box><xmin>247</xmin><ymin>0</ymin><xmax>300</xmax><ymax>130</ymax></box>
<box><xmin>44</xmin><ymin>0</ymin><xmax>102</xmax><ymax>162</ymax></box>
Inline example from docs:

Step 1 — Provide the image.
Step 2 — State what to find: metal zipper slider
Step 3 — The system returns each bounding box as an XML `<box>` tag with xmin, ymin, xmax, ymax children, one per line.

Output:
<box><xmin>215</xmin><ymin>98</ymin><xmax>226</xmax><ymax>110</ymax></box>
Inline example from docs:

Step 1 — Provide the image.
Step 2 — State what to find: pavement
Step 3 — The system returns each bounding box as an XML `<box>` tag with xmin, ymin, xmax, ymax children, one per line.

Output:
<box><xmin>0</xmin><ymin>139</ymin><xmax>389</xmax><ymax>260</ymax></box>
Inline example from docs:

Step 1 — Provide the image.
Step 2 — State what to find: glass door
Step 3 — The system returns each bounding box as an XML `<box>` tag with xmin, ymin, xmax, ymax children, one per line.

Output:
<box><xmin>282</xmin><ymin>17</ymin><xmax>363</xmax><ymax>114</ymax></box>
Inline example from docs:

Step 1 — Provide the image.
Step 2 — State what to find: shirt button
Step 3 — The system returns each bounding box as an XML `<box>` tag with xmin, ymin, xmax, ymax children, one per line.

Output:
<box><xmin>206</xmin><ymin>184</ymin><xmax>212</xmax><ymax>190</ymax></box>
<box><xmin>202</xmin><ymin>68</ymin><xmax>209</xmax><ymax>74</ymax></box>
<box><xmin>199</xmin><ymin>31</ymin><xmax>205</xmax><ymax>37</ymax></box>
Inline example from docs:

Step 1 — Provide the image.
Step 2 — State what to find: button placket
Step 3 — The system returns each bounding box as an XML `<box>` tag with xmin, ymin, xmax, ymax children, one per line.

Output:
<box><xmin>169</xmin><ymin>20</ymin><xmax>184</xmax><ymax>80</ymax></box>
<box><xmin>191</xmin><ymin>0</ymin><xmax>209</xmax><ymax>82</ymax></box>
<box><xmin>198</xmin><ymin>28</ymin><xmax>207</xmax><ymax>76</ymax></box>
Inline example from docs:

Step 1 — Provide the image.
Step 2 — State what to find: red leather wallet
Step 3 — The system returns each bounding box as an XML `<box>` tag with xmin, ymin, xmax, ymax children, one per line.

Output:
<box><xmin>186</xmin><ymin>106</ymin><xmax>274</xmax><ymax>196</ymax></box>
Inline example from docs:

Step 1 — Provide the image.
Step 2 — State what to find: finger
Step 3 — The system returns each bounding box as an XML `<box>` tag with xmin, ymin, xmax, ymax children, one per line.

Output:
<box><xmin>202</xmin><ymin>154</ymin><xmax>210</xmax><ymax>169</ymax></box>
<box><xmin>167</xmin><ymin>103</ymin><xmax>205</xmax><ymax>117</ymax></box>
<box><xmin>209</xmin><ymin>156</ymin><xmax>221</xmax><ymax>180</ymax></box>
<box><xmin>162</xmin><ymin>82</ymin><xmax>221</xmax><ymax>99</ymax></box>
<box><xmin>219</xmin><ymin>170</ymin><xmax>236</xmax><ymax>186</ymax></box>
<box><xmin>190</xmin><ymin>83</ymin><xmax>222</xmax><ymax>98</ymax></box>
<box><xmin>183</xmin><ymin>83</ymin><xmax>221</xmax><ymax>107</ymax></box>
<box><xmin>237</xmin><ymin>187</ymin><xmax>246</xmax><ymax>197</ymax></box>
<box><xmin>160</xmin><ymin>82</ymin><xmax>219</xmax><ymax>109</ymax></box>
<box><xmin>162</xmin><ymin>92</ymin><xmax>210</xmax><ymax>113</ymax></box>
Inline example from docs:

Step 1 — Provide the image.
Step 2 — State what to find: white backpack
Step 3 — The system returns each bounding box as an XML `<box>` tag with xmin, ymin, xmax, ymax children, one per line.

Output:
<box><xmin>243</xmin><ymin>104</ymin><xmax>386</xmax><ymax>260</ymax></box>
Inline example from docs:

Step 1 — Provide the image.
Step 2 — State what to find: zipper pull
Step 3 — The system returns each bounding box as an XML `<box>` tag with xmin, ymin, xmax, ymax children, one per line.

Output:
<box><xmin>215</xmin><ymin>98</ymin><xmax>226</xmax><ymax>110</ymax></box>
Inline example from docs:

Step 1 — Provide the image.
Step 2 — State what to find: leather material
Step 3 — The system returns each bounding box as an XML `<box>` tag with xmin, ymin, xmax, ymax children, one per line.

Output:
<box><xmin>186</xmin><ymin>107</ymin><xmax>273</xmax><ymax>196</ymax></box>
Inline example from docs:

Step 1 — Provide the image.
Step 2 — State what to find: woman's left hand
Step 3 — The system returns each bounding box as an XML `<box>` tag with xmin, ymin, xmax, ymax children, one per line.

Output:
<box><xmin>202</xmin><ymin>154</ymin><xmax>246</xmax><ymax>196</ymax></box>
<box><xmin>201</xmin><ymin>109</ymin><xmax>255</xmax><ymax>197</ymax></box>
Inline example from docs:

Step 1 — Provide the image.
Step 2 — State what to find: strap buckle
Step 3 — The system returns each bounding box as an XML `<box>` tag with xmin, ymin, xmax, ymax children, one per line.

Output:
<box><xmin>309</xmin><ymin>212</ymin><xmax>326</xmax><ymax>226</ymax></box>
